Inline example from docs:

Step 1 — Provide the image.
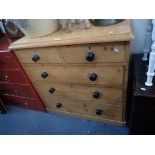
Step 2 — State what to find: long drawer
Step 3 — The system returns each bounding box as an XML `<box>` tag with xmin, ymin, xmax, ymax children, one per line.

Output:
<box><xmin>24</xmin><ymin>65</ymin><xmax>124</xmax><ymax>86</ymax></box>
<box><xmin>43</xmin><ymin>96</ymin><xmax>123</xmax><ymax>121</ymax></box>
<box><xmin>34</xmin><ymin>82</ymin><xmax>123</xmax><ymax>104</ymax></box>
<box><xmin>0</xmin><ymin>69</ymin><xmax>29</xmax><ymax>84</ymax></box>
<box><xmin>0</xmin><ymin>83</ymin><xmax>37</xmax><ymax>99</ymax></box>
<box><xmin>14</xmin><ymin>42</ymin><xmax>125</xmax><ymax>64</ymax></box>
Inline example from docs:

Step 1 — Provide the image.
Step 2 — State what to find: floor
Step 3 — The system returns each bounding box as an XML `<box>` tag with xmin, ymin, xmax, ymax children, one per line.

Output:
<box><xmin>0</xmin><ymin>106</ymin><xmax>128</xmax><ymax>135</ymax></box>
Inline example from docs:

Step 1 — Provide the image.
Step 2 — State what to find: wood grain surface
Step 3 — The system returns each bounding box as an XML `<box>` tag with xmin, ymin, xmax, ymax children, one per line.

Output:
<box><xmin>10</xmin><ymin>20</ymin><xmax>133</xmax><ymax>50</ymax></box>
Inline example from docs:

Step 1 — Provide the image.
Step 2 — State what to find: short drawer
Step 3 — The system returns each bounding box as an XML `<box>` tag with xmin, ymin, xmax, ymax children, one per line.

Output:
<box><xmin>1</xmin><ymin>94</ymin><xmax>46</xmax><ymax>112</ymax></box>
<box><xmin>0</xmin><ymin>53</ymin><xmax>19</xmax><ymax>69</ymax></box>
<box><xmin>25</xmin><ymin>65</ymin><xmax>124</xmax><ymax>86</ymax></box>
<box><xmin>14</xmin><ymin>47</ymin><xmax>62</xmax><ymax>64</ymax></box>
<box><xmin>0</xmin><ymin>52</ymin><xmax>11</xmax><ymax>57</ymax></box>
<box><xmin>34</xmin><ymin>82</ymin><xmax>123</xmax><ymax>104</ymax></box>
<box><xmin>0</xmin><ymin>69</ymin><xmax>29</xmax><ymax>84</ymax></box>
<box><xmin>0</xmin><ymin>83</ymin><xmax>37</xmax><ymax>99</ymax></box>
<box><xmin>62</xmin><ymin>42</ymin><xmax>125</xmax><ymax>64</ymax></box>
<box><xmin>44</xmin><ymin>97</ymin><xmax>123</xmax><ymax>121</ymax></box>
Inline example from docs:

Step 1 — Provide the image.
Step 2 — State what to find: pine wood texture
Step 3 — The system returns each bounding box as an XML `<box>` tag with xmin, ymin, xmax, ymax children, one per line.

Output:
<box><xmin>14</xmin><ymin>42</ymin><xmax>126</xmax><ymax>64</ymax></box>
<box><xmin>14</xmin><ymin>47</ymin><xmax>62</xmax><ymax>64</ymax></box>
<box><xmin>43</xmin><ymin>96</ymin><xmax>123</xmax><ymax>121</ymax></box>
<box><xmin>9</xmin><ymin>20</ymin><xmax>133</xmax><ymax>50</ymax></box>
<box><xmin>23</xmin><ymin>65</ymin><xmax>124</xmax><ymax>86</ymax></box>
<box><xmin>62</xmin><ymin>42</ymin><xmax>126</xmax><ymax>63</ymax></box>
<box><xmin>33</xmin><ymin>81</ymin><xmax>123</xmax><ymax>104</ymax></box>
<box><xmin>46</xmin><ymin>108</ymin><xmax>125</xmax><ymax>126</ymax></box>
<box><xmin>11</xmin><ymin>20</ymin><xmax>133</xmax><ymax>126</ymax></box>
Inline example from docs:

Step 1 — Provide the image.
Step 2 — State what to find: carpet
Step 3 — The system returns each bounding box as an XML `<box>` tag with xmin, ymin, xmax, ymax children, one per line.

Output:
<box><xmin>0</xmin><ymin>106</ymin><xmax>128</xmax><ymax>135</ymax></box>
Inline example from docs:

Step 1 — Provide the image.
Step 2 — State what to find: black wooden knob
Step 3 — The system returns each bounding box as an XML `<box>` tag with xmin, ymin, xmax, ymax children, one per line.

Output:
<box><xmin>92</xmin><ymin>92</ymin><xmax>100</xmax><ymax>98</ymax></box>
<box><xmin>49</xmin><ymin>87</ymin><xmax>55</xmax><ymax>94</ymax></box>
<box><xmin>96</xmin><ymin>108</ymin><xmax>103</xmax><ymax>115</ymax></box>
<box><xmin>85</xmin><ymin>52</ymin><xmax>95</xmax><ymax>61</ymax></box>
<box><xmin>41</xmin><ymin>72</ymin><xmax>48</xmax><ymax>78</ymax></box>
<box><xmin>32</xmin><ymin>54</ymin><xmax>40</xmax><ymax>62</ymax></box>
<box><xmin>89</xmin><ymin>73</ymin><xmax>97</xmax><ymax>81</ymax></box>
<box><xmin>56</xmin><ymin>103</ymin><xmax>62</xmax><ymax>108</ymax></box>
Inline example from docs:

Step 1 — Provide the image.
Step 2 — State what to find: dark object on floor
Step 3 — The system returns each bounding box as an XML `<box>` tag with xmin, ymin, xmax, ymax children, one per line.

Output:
<box><xmin>128</xmin><ymin>54</ymin><xmax>155</xmax><ymax>135</ymax></box>
<box><xmin>0</xmin><ymin>98</ymin><xmax>7</xmax><ymax>114</ymax></box>
<box><xmin>0</xmin><ymin>106</ymin><xmax>128</xmax><ymax>135</ymax></box>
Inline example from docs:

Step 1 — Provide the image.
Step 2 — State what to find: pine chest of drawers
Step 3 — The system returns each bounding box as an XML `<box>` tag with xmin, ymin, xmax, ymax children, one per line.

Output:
<box><xmin>10</xmin><ymin>20</ymin><xmax>133</xmax><ymax>126</ymax></box>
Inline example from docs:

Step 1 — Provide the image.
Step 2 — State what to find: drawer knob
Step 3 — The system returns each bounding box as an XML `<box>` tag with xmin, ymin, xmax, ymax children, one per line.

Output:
<box><xmin>92</xmin><ymin>91</ymin><xmax>100</xmax><ymax>98</ymax></box>
<box><xmin>96</xmin><ymin>108</ymin><xmax>103</xmax><ymax>115</ymax></box>
<box><xmin>85</xmin><ymin>52</ymin><xmax>95</xmax><ymax>61</ymax></box>
<box><xmin>32</xmin><ymin>54</ymin><xmax>40</xmax><ymax>62</ymax></box>
<box><xmin>0</xmin><ymin>75</ymin><xmax>8</xmax><ymax>82</ymax></box>
<box><xmin>56</xmin><ymin>103</ymin><xmax>62</xmax><ymax>108</ymax></box>
<box><xmin>41</xmin><ymin>72</ymin><xmax>48</xmax><ymax>78</ymax></box>
<box><xmin>89</xmin><ymin>73</ymin><xmax>97</xmax><ymax>81</ymax></box>
<box><xmin>49</xmin><ymin>87</ymin><xmax>55</xmax><ymax>94</ymax></box>
<box><xmin>14</xmin><ymin>90</ymin><xmax>19</xmax><ymax>96</ymax></box>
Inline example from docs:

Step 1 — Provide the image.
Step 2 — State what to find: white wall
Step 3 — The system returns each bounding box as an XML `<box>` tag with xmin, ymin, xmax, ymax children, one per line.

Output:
<box><xmin>131</xmin><ymin>19</ymin><xmax>148</xmax><ymax>53</ymax></box>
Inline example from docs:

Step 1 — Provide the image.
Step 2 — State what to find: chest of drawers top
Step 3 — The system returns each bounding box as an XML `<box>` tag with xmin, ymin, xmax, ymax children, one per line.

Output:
<box><xmin>9</xmin><ymin>20</ymin><xmax>133</xmax><ymax>50</ymax></box>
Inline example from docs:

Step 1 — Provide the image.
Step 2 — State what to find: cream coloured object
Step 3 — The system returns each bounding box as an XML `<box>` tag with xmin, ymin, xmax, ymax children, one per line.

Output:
<box><xmin>145</xmin><ymin>19</ymin><xmax>155</xmax><ymax>86</ymax></box>
<box><xmin>15</xmin><ymin>19</ymin><xmax>58</xmax><ymax>38</ymax></box>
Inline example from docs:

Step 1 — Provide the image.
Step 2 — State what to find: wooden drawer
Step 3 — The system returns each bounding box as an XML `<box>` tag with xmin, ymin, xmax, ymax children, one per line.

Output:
<box><xmin>0</xmin><ymin>83</ymin><xmax>37</xmax><ymax>99</ymax></box>
<box><xmin>1</xmin><ymin>94</ymin><xmax>46</xmax><ymax>112</ymax></box>
<box><xmin>62</xmin><ymin>42</ymin><xmax>125</xmax><ymax>64</ymax></box>
<box><xmin>25</xmin><ymin>65</ymin><xmax>124</xmax><ymax>86</ymax></box>
<box><xmin>44</xmin><ymin>97</ymin><xmax>123</xmax><ymax>121</ymax></box>
<box><xmin>0</xmin><ymin>69</ymin><xmax>29</xmax><ymax>84</ymax></box>
<box><xmin>14</xmin><ymin>47</ymin><xmax>62</xmax><ymax>64</ymax></box>
<box><xmin>34</xmin><ymin>82</ymin><xmax>123</xmax><ymax>104</ymax></box>
<box><xmin>0</xmin><ymin>55</ymin><xmax>19</xmax><ymax>69</ymax></box>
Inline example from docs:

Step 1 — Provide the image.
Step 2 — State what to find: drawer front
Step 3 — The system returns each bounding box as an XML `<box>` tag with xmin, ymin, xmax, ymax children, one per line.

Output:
<box><xmin>0</xmin><ymin>83</ymin><xmax>37</xmax><ymax>99</ymax></box>
<box><xmin>34</xmin><ymin>82</ymin><xmax>123</xmax><ymax>103</ymax></box>
<box><xmin>44</xmin><ymin>97</ymin><xmax>123</xmax><ymax>121</ymax></box>
<box><xmin>0</xmin><ymin>52</ymin><xmax>11</xmax><ymax>57</ymax></box>
<box><xmin>15</xmin><ymin>47</ymin><xmax>62</xmax><ymax>64</ymax></box>
<box><xmin>0</xmin><ymin>69</ymin><xmax>29</xmax><ymax>84</ymax></box>
<box><xmin>62</xmin><ymin>42</ymin><xmax>125</xmax><ymax>64</ymax></box>
<box><xmin>25</xmin><ymin>65</ymin><xmax>124</xmax><ymax>86</ymax></box>
<box><xmin>1</xmin><ymin>94</ymin><xmax>46</xmax><ymax>112</ymax></box>
<box><xmin>0</xmin><ymin>55</ymin><xmax>19</xmax><ymax>69</ymax></box>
